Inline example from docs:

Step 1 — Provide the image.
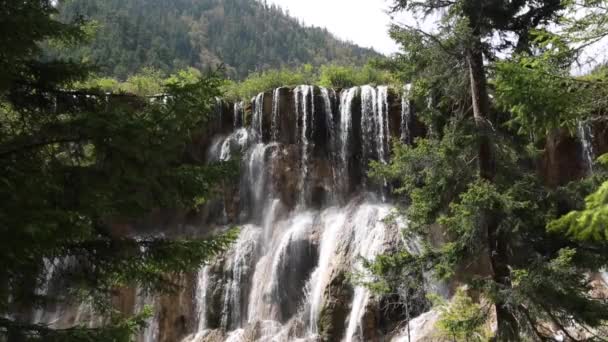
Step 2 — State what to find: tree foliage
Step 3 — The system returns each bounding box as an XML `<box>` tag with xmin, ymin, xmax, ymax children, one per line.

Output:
<box><xmin>52</xmin><ymin>0</ymin><xmax>380</xmax><ymax>80</ymax></box>
<box><xmin>222</xmin><ymin>63</ymin><xmax>398</xmax><ymax>101</ymax></box>
<box><xmin>0</xmin><ymin>1</ymin><xmax>237</xmax><ymax>340</ymax></box>
<box><xmin>431</xmin><ymin>288</ymin><xmax>491</xmax><ymax>341</ymax></box>
<box><xmin>363</xmin><ymin>0</ymin><xmax>608</xmax><ymax>339</ymax></box>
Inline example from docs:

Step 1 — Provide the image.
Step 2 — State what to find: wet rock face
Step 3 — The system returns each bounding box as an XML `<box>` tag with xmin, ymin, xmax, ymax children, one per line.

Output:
<box><xmin>541</xmin><ymin>128</ymin><xmax>588</xmax><ymax>187</ymax></box>
<box><xmin>318</xmin><ymin>271</ymin><xmax>353</xmax><ymax>341</ymax></box>
<box><xmin>274</xmin><ymin>235</ymin><xmax>319</xmax><ymax>322</ymax></box>
<box><xmin>157</xmin><ymin>275</ymin><xmax>196</xmax><ymax>342</ymax></box>
<box><xmin>269</xmin><ymin>144</ymin><xmax>300</xmax><ymax>210</ymax></box>
<box><xmin>205</xmin><ymin>260</ymin><xmax>228</xmax><ymax>329</ymax></box>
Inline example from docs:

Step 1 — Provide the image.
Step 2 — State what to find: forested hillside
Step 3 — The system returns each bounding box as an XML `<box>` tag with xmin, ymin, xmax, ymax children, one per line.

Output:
<box><xmin>55</xmin><ymin>0</ymin><xmax>380</xmax><ymax>79</ymax></box>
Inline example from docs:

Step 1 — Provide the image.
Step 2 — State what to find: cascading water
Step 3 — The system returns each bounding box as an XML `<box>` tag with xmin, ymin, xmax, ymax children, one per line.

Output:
<box><xmin>360</xmin><ymin>85</ymin><xmax>390</xmax><ymax>165</ymax></box>
<box><xmin>136</xmin><ymin>288</ymin><xmax>160</xmax><ymax>342</ymax></box>
<box><xmin>234</xmin><ymin>102</ymin><xmax>245</xmax><ymax>129</ymax></box>
<box><xmin>32</xmin><ymin>258</ymin><xmax>57</xmax><ymax>325</ymax></box>
<box><xmin>307</xmin><ymin>208</ymin><xmax>347</xmax><ymax>334</ymax></box>
<box><xmin>578</xmin><ymin>120</ymin><xmax>595</xmax><ymax>173</ymax></box>
<box><xmin>220</xmin><ymin>226</ymin><xmax>262</xmax><ymax>330</ymax></box>
<box><xmin>343</xmin><ymin>204</ymin><xmax>391</xmax><ymax>342</ymax></box>
<box><xmin>401</xmin><ymin>84</ymin><xmax>413</xmax><ymax>144</ymax></box>
<box><xmin>294</xmin><ymin>85</ymin><xmax>315</xmax><ymax>206</ymax></box>
<box><xmin>182</xmin><ymin>85</ymin><xmax>434</xmax><ymax>342</ymax></box>
<box><xmin>338</xmin><ymin>87</ymin><xmax>359</xmax><ymax>196</ymax></box>
<box><xmin>376</xmin><ymin>86</ymin><xmax>390</xmax><ymax>164</ymax></box>
<box><xmin>194</xmin><ymin>266</ymin><xmax>210</xmax><ymax>332</ymax></box>
<box><xmin>253</xmin><ymin>93</ymin><xmax>265</xmax><ymax>140</ymax></box>
<box><xmin>271</xmin><ymin>88</ymin><xmax>281</xmax><ymax>141</ymax></box>
<box><xmin>36</xmin><ymin>85</ymin><xmax>436</xmax><ymax>342</ymax></box>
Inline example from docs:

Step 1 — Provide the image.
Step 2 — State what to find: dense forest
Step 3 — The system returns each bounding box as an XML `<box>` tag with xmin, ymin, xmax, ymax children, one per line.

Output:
<box><xmin>54</xmin><ymin>0</ymin><xmax>380</xmax><ymax>80</ymax></box>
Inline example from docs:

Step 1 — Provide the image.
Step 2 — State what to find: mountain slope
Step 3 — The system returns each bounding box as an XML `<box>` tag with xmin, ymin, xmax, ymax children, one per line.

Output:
<box><xmin>57</xmin><ymin>0</ymin><xmax>381</xmax><ymax>79</ymax></box>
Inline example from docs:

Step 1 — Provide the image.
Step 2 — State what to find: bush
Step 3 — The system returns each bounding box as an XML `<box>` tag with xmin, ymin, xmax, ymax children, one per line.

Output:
<box><xmin>222</xmin><ymin>63</ymin><xmax>399</xmax><ymax>101</ymax></box>
<box><xmin>222</xmin><ymin>64</ymin><xmax>316</xmax><ymax>100</ymax></box>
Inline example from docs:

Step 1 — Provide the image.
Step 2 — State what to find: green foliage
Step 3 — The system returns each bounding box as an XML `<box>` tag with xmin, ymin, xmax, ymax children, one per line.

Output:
<box><xmin>430</xmin><ymin>288</ymin><xmax>490</xmax><ymax>341</ymax></box>
<box><xmin>317</xmin><ymin>64</ymin><xmax>397</xmax><ymax>88</ymax></box>
<box><xmin>370</xmin><ymin>126</ymin><xmax>477</xmax><ymax>234</ymax></box>
<box><xmin>222</xmin><ymin>65</ymin><xmax>316</xmax><ymax>100</ymax></box>
<box><xmin>222</xmin><ymin>64</ymin><xmax>396</xmax><ymax>101</ymax></box>
<box><xmin>78</xmin><ymin>67</ymin><xmax>204</xmax><ymax>96</ymax></box>
<box><xmin>510</xmin><ymin>248</ymin><xmax>608</xmax><ymax>338</ymax></box>
<box><xmin>53</xmin><ymin>0</ymin><xmax>380</xmax><ymax>80</ymax></box>
<box><xmin>549</xmin><ymin>154</ymin><xmax>608</xmax><ymax>242</ymax></box>
<box><xmin>0</xmin><ymin>1</ymin><xmax>238</xmax><ymax>340</ymax></box>
<box><xmin>494</xmin><ymin>51</ymin><xmax>608</xmax><ymax>137</ymax></box>
<box><xmin>368</xmin><ymin>0</ymin><xmax>608</xmax><ymax>337</ymax></box>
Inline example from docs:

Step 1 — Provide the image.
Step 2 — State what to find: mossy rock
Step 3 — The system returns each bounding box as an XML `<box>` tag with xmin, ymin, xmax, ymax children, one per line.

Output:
<box><xmin>318</xmin><ymin>271</ymin><xmax>353</xmax><ymax>342</ymax></box>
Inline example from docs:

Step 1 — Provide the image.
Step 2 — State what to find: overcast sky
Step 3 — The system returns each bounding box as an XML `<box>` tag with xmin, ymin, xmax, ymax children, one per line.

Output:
<box><xmin>264</xmin><ymin>0</ymin><xmax>401</xmax><ymax>55</ymax></box>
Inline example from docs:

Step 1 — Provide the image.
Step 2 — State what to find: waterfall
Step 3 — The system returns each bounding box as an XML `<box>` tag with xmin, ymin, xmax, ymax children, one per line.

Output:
<box><xmin>271</xmin><ymin>88</ymin><xmax>281</xmax><ymax>141</ymax></box>
<box><xmin>377</xmin><ymin>86</ymin><xmax>390</xmax><ymax>164</ymax></box>
<box><xmin>247</xmin><ymin>210</ymin><xmax>315</xmax><ymax>323</ymax></box>
<box><xmin>307</xmin><ymin>208</ymin><xmax>347</xmax><ymax>334</ymax></box>
<box><xmin>32</xmin><ymin>258</ymin><xmax>57</xmax><ymax>324</ymax></box>
<box><xmin>136</xmin><ymin>288</ymin><xmax>159</xmax><ymax>342</ymax></box>
<box><xmin>234</xmin><ymin>102</ymin><xmax>245</xmax><ymax>128</ymax></box>
<box><xmin>219</xmin><ymin>128</ymin><xmax>250</xmax><ymax>162</ymax></box>
<box><xmin>344</xmin><ymin>204</ymin><xmax>391</xmax><ymax>342</ymax></box>
<box><xmin>215</xmin><ymin>97</ymin><xmax>223</xmax><ymax>126</ymax></box>
<box><xmin>194</xmin><ymin>266</ymin><xmax>210</xmax><ymax>332</ymax></box>
<box><xmin>338</xmin><ymin>87</ymin><xmax>359</xmax><ymax>195</ymax></box>
<box><xmin>401</xmin><ymin>84</ymin><xmax>413</xmax><ymax>144</ymax></box>
<box><xmin>295</xmin><ymin>85</ymin><xmax>315</xmax><ymax>205</ymax></box>
<box><xmin>320</xmin><ymin>87</ymin><xmax>338</xmax><ymax>199</ymax></box>
<box><xmin>220</xmin><ymin>226</ymin><xmax>261</xmax><ymax>330</ymax></box>
<box><xmin>243</xmin><ymin>143</ymin><xmax>274</xmax><ymax>220</ymax></box>
<box><xmin>360</xmin><ymin>85</ymin><xmax>390</xmax><ymax>165</ymax></box>
<box><xmin>360</xmin><ymin>85</ymin><xmax>390</xmax><ymax>198</ymax></box>
<box><xmin>253</xmin><ymin>92</ymin><xmax>264</xmax><ymax>140</ymax></box>
<box><xmin>578</xmin><ymin>121</ymin><xmax>595</xmax><ymax>173</ymax></box>
<box><xmin>361</xmin><ymin>85</ymin><xmax>379</xmax><ymax>166</ymax></box>
<box><xmin>41</xmin><ymin>85</ymin><xmax>431</xmax><ymax>342</ymax></box>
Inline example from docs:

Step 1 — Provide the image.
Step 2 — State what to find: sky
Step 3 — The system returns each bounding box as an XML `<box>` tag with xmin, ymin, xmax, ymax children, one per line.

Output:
<box><xmin>264</xmin><ymin>0</ymin><xmax>401</xmax><ymax>55</ymax></box>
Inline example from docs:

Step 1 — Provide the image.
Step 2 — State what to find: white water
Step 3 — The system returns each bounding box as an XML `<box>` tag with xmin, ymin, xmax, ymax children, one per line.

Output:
<box><xmin>32</xmin><ymin>258</ymin><xmax>57</xmax><ymax>324</ymax></box>
<box><xmin>376</xmin><ymin>86</ymin><xmax>390</xmax><ymax>164</ymax></box>
<box><xmin>219</xmin><ymin>128</ymin><xmax>250</xmax><ymax>161</ymax></box>
<box><xmin>131</xmin><ymin>85</ymin><xmax>422</xmax><ymax>342</ymax></box>
<box><xmin>360</xmin><ymin>85</ymin><xmax>390</xmax><ymax>165</ymax></box>
<box><xmin>338</xmin><ymin>87</ymin><xmax>359</xmax><ymax>194</ymax></box>
<box><xmin>136</xmin><ymin>287</ymin><xmax>159</xmax><ymax>342</ymax></box>
<box><xmin>253</xmin><ymin>93</ymin><xmax>265</xmax><ymax>140</ymax></box>
<box><xmin>186</xmin><ymin>195</ymin><xmax>404</xmax><ymax>341</ymax></box>
<box><xmin>578</xmin><ymin>120</ymin><xmax>595</xmax><ymax>173</ymax></box>
<box><xmin>391</xmin><ymin>310</ymin><xmax>441</xmax><ymax>342</ymax></box>
<box><xmin>401</xmin><ymin>84</ymin><xmax>413</xmax><ymax>144</ymax></box>
<box><xmin>295</xmin><ymin>85</ymin><xmax>315</xmax><ymax>205</ymax></box>
<box><xmin>344</xmin><ymin>204</ymin><xmax>391</xmax><ymax>342</ymax></box>
<box><xmin>234</xmin><ymin>102</ymin><xmax>245</xmax><ymax>129</ymax></box>
<box><xmin>222</xmin><ymin>226</ymin><xmax>262</xmax><ymax>329</ymax></box>
<box><xmin>271</xmin><ymin>88</ymin><xmax>281</xmax><ymax>141</ymax></box>
<box><xmin>195</xmin><ymin>266</ymin><xmax>210</xmax><ymax>332</ymax></box>
<box><xmin>307</xmin><ymin>208</ymin><xmax>347</xmax><ymax>334</ymax></box>
<box><xmin>246</xmin><ymin>143</ymin><xmax>273</xmax><ymax>218</ymax></box>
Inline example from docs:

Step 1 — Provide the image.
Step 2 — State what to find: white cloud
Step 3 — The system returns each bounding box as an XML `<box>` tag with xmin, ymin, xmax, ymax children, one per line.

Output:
<box><xmin>263</xmin><ymin>0</ymin><xmax>400</xmax><ymax>55</ymax></box>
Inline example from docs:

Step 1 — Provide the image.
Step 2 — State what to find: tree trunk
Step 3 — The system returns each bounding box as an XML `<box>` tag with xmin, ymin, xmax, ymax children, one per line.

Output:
<box><xmin>466</xmin><ymin>37</ymin><xmax>519</xmax><ymax>340</ymax></box>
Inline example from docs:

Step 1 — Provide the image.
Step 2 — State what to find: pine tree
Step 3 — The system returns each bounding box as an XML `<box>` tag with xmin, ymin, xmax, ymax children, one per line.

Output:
<box><xmin>365</xmin><ymin>0</ymin><xmax>608</xmax><ymax>339</ymax></box>
<box><xmin>0</xmin><ymin>1</ymin><xmax>237</xmax><ymax>340</ymax></box>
